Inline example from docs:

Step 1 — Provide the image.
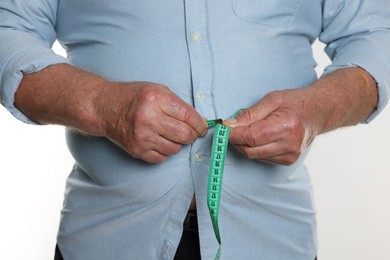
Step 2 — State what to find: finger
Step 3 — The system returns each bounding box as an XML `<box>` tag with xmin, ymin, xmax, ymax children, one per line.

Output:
<box><xmin>223</xmin><ymin>95</ymin><xmax>279</xmax><ymax>128</ymax></box>
<box><xmin>137</xmin><ymin>150</ymin><xmax>168</xmax><ymax>164</ymax></box>
<box><xmin>232</xmin><ymin>134</ymin><xmax>301</xmax><ymax>160</ymax></box>
<box><xmin>157</xmin><ymin>115</ymin><xmax>199</xmax><ymax>144</ymax></box>
<box><xmin>257</xmin><ymin>153</ymin><xmax>301</xmax><ymax>166</ymax></box>
<box><xmin>161</xmin><ymin>94</ymin><xmax>208</xmax><ymax>136</ymax></box>
<box><xmin>119</xmin><ymin>126</ymin><xmax>179</xmax><ymax>162</ymax></box>
<box><xmin>128</xmin><ymin>136</ymin><xmax>181</xmax><ymax>163</ymax></box>
<box><xmin>231</xmin><ymin>122</ymin><xmax>303</xmax><ymax>161</ymax></box>
<box><xmin>233</xmin><ymin>143</ymin><xmax>301</xmax><ymax>165</ymax></box>
<box><xmin>125</xmin><ymin>137</ymin><xmax>169</xmax><ymax>163</ymax></box>
<box><xmin>149</xmin><ymin>134</ymin><xmax>183</xmax><ymax>156</ymax></box>
<box><xmin>229</xmin><ymin>118</ymin><xmax>283</xmax><ymax>146</ymax></box>
<box><xmin>233</xmin><ymin>142</ymin><xmax>283</xmax><ymax>160</ymax></box>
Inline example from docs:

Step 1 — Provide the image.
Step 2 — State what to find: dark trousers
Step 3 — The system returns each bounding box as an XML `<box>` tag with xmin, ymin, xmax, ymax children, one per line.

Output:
<box><xmin>173</xmin><ymin>210</ymin><xmax>201</xmax><ymax>260</ymax></box>
<box><xmin>55</xmin><ymin>211</ymin><xmax>200</xmax><ymax>260</ymax></box>
<box><xmin>55</xmin><ymin>211</ymin><xmax>316</xmax><ymax>260</ymax></box>
<box><xmin>55</xmin><ymin>229</ymin><xmax>200</xmax><ymax>260</ymax></box>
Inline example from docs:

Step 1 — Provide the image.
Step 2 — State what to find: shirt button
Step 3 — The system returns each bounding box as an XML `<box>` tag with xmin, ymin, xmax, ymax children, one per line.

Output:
<box><xmin>195</xmin><ymin>92</ymin><xmax>204</xmax><ymax>102</ymax></box>
<box><xmin>194</xmin><ymin>153</ymin><xmax>203</xmax><ymax>162</ymax></box>
<box><xmin>192</xmin><ymin>32</ymin><xmax>201</xmax><ymax>42</ymax></box>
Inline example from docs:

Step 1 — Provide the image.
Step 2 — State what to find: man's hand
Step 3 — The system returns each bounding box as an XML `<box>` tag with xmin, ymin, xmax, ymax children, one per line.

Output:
<box><xmin>225</xmin><ymin>89</ymin><xmax>319</xmax><ymax>165</ymax></box>
<box><xmin>94</xmin><ymin>82</ymin><xmax>207</xmax><ymax>163</ymax></box>
<box><xmin>15</xmin><ymin>64</ymin><xmax>207</xmax><ymax>163</ymax></box>
<box><xmin>225</xmin><ymin>67</ymin><xmax>378</xmax><ymax>165</ymax></box>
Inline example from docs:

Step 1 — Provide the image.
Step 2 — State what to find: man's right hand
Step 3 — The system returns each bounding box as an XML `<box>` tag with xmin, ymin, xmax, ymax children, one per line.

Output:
<box><xmin>15</xmin><ymin>64</ymin><xmax>207</xmax><ymax>163</ymax></box>
<box><xmin>95</xmin><ymin>81</ymin><xmax>208</xmax><ymax>163</ymax></box>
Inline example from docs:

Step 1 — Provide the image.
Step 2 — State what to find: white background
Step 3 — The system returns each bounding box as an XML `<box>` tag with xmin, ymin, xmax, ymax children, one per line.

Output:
<box><xmin>0</xmin><ymin>41</ymin><xmax>389</xmax><ymax>260</ymax></box>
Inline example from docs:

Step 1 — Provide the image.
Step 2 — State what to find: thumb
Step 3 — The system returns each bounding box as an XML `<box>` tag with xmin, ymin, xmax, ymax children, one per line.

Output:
<box><xmin>223</xmin><ymin>98</ymin><xmax>277</xmax><ymax>128</ymax></box>
<box><xmin>223</xmin><ymin>109</ymin><xmax>254</xmax><ymax>128</ymax></box>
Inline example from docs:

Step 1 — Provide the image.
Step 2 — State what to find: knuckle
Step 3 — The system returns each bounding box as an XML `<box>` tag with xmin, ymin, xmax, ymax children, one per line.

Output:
<box><xmin>170</xmin><ymin>144</ymin><xmax>182</xmax><ymax>155</ymax></box>
<box><xmin>133</xmin><ymin>129</ymin><xmax>148</xmax><ymax>143</ymax></box>
<box><xmin>132</xmin><ymin>110</ymin><xmax>154</xmax><ymax>129</ymax></box>
<box><xmin>242</xmin><ymin>128</ymin><xmax>258</xmax><ymax>147</ymax></box>
<box><xmin>133</xmin><ymin>112</ymin><xmax>147</xmax><ymax>125</ymax></box>
<box><xmin>285</xmin><ymin>114</ymin><xmax>301</xmax><ymax>132</ymax></box>
<box><xmin>128</xmin><ymin>138</ymin><xmax>143</xmax><ymax>153</ymax></box>
<box><xmin>148</xmin><ymin>155</ymin><xmax>167</xmax><ymax>164</ymax></box>
<box><xmin>246</xmin><ymin>136</ymin><xmax>256</xmax><ymax>147</ymax></box>
<box><xmin>128</xmin><ymin>135</ymin><xmax>149</xmax><ymax>155</ymax></box>
<box><xmin>175</xmin><ymin>127</ymin><xmax>193</xmax><ymax>144</ymax></box>
<box><xmin>282</xmin><ymin>160</ymin><xmax>294</xmax><ymax>166</ymax></box>
<box><xmin>155</xmin><ymin>83</ymin><xmax>170</xmax><ymax>92</ymax></box>
<box><xmin>138</xmin><ymin>85</ymin><xmax>165</xmax><ymax>104</ymax></box>
<box><xmin>183</xmin><ymin>107</ymin><xmax>196</xmax><ymax>123</ymax></box>
<box><xmin>172</xmin><ymin>102</ymin><xmax>195</xmax><ymax>123</ymax></box>
<box><xmin>265</xmin><ymin>91</ymin><xmax>283</xmax><ymax>104</ymax></box>
<box><xmin>241</xmin><ymin>147</ymin><xmax>256</xmax><ymax>160</ymax></box>
<box><xmin>284</xmin><ymin>118</ymin><xmax>305</xmax><ymax>150</ymax></box>
<box><xmin>293</xmin><ymin>139</ymin><xmax>303</xmax><ymax>153</ymax></box>
<box><xmin>285</xmin><ymin>138</ymin><xmax>302</xmax><ymax>155</ymax></box>
<box><xmin>126</xmin><ymin>144</ymin><xmax>141</xmax><ymax>158</ymax></box>
<box><xmin>237</xmin><ymin>109</ymin><xmax>252</xmax><ymax>123</ymax></box>
<box><xmin>177</xmin><ymin>103</ymin><xmax>193</xmax><ymax>119</ymax></box>
<box><xmin>281</xmin><ymin>153</ymin><xmax>300</xmax><ymax>166</ymax></box>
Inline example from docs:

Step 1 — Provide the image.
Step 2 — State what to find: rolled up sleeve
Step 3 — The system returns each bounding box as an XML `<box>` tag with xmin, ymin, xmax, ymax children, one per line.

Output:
<box><xmin>0</xmin><ymin>1</ymin><xmax>70</xmax><ymax>124</ymax></box>
<box><xmin>319</xmin><ymin>0</ymin><xmax>390</xmax><ymax>122</ymax></box>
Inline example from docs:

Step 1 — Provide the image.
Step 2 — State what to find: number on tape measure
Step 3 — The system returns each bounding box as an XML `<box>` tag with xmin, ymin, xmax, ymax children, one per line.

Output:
<box><xmin>207</xmin><ymin>123</ymin><xmax>231</xmax><ymax>258</ymax></box>
<box><xmin>206</xmin><ymin>110</ymin><xmax>244</xmax><ymax>260</ymax></box>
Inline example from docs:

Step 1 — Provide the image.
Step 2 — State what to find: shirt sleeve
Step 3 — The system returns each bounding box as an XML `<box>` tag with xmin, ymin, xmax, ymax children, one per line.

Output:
<box><xmin>319</xmin><ymin>0</ymin><xmax>390</xmax><ymax>123</ymax></box>
<box><xmin>0</xmin><ymin>1</ymin><xmax>70</xmax><ymax>124</ymax></box>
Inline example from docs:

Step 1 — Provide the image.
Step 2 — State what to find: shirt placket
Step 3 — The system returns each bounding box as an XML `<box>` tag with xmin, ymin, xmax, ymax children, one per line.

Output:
<box><xmin>184</xmin><ymin>0</ymin><xmax>215</xmax><ymax>182</ymax></box>
<box><xmin>184</xmin><ymin>0</ymin><xmax>215</xmax><ymax>120</ymax></box>
<box><xmin>184</xmin><ymin>2</ymin><xmax>219</xmax><ymax>259</ymax></box>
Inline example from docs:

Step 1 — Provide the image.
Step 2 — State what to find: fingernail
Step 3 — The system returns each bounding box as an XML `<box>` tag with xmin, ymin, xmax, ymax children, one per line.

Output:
<box><xmin>222</xmin><ymin>118</ymin><xmax>237</xmax><ymax>127</ymax></box>
<box><xmin>200</xmin><ymin>128</ymin><xmax>208</xmax><ymax>136</ymax></box>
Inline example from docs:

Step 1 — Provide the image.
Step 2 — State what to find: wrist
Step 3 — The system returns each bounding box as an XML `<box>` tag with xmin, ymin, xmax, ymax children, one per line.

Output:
<box><xmin>308</xmin><ymin>67</ymin><xmax>378</xmax><ymax>134</ymax></box>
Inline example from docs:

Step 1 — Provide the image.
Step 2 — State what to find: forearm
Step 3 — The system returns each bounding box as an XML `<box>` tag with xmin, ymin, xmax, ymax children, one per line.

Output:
<box><xmin>14</xmin><ymin>64</ymin><xmax>109</xmax><ymax>135</ymax></box>
<box><xmin>308</xmin><ymin>67</ymin><xmax>378</xmax><ymax>134</ymax></box>
<box><xmin>227</xmin><ymin>66</ymin><xmax>379</xmax><ymax>165</ymax></box>
<box><xmin>14</xmin><ymin>63</ymin><xmax>207</xmax><ymax>163</ymax></box>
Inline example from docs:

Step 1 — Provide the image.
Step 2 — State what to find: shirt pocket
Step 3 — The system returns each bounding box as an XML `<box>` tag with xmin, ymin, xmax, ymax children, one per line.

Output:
<box><xmin>231</xmin><ymin>0</ymin><xmax>302</xmax><ymax>28</ymax></box>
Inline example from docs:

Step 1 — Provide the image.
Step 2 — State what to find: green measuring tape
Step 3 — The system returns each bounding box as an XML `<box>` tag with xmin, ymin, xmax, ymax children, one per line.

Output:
<box><xmin>206</xmin><ymin>110</ymin><xmax>242</xmax><ymax>259</ymax></box>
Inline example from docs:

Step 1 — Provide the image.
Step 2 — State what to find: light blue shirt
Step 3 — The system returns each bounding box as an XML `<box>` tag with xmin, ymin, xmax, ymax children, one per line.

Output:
<box><xmin>1</xmin><ymin>1</ymin><xmax>390</xmax><ymax>259</ymax></box>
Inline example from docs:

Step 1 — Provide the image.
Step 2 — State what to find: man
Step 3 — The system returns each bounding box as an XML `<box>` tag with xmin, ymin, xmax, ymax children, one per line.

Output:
<box><xmin>1</xmin><ymin>1</ymin><xmax>389</xmax><ymax>259</ymax></box>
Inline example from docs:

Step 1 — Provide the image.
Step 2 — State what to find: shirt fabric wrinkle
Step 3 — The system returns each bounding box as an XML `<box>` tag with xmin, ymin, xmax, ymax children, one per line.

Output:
<box><xmin>1</xmin><ymin>1</ymin><xmax>390</xmax><ymax>259</ymax></box>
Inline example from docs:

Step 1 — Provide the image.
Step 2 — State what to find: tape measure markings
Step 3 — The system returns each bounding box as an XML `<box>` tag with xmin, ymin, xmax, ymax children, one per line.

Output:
<box><xmin>206</xmin><ymin>110</ymin><xmax>244</xmax><ymax>259</ymax></box>
<box><xmin>207</xmin><ymin>123</ymin><xmax>231</xmax><ymax>259</ymax></box>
